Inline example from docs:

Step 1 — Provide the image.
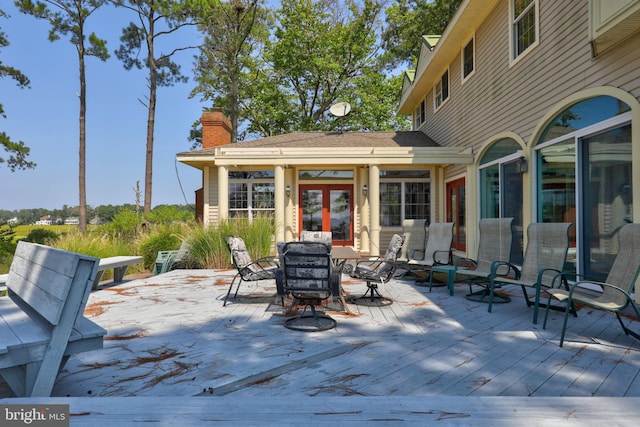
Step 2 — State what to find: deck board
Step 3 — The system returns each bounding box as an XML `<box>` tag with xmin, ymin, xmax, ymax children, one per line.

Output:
<box><xmin>1</xmin><ymin>269</ymin><xmax>638</xmax><ymax>407</ymax></box>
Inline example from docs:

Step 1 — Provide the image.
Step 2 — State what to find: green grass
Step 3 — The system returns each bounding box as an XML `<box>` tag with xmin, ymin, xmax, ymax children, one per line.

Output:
<box><xmin>12</xmin><ymin>224</ymin><xmax>83</xmax><ymax>242</ymax></box>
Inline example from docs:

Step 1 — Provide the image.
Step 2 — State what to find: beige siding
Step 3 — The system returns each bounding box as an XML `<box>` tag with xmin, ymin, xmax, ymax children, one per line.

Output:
<box><xmin>420</xmin><ymin>0</ymin><xmax>640</xmax><ymax>152</ymax></box>
<box><xmin>208</xmin><ymin>172</ymin><xmax>219</xmax><ymax>225</ymax></box>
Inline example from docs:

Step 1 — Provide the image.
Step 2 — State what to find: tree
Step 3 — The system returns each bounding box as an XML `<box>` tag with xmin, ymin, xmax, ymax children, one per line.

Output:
<box><xmin>261</xmin><ymin>0</ymin><xmax>384</xmax><ymax>134</ymax></box>
<box><xmin>190</xmin><ymin>0</ymin><xmax>411</xmax><ymax>145</ymax></box>
<box><xmin>192</xmin><ymin>0</ymin><xmax>267</xmax><ymax>143</ymax></box>
<box><xmin>15</xmin><ymin>0</ymin><xmax>110</xmax><ymax>232</ymax></box>
<box><xmin>341</xmin><ymin>70</ymin><xmax>410</xmax><ymax>131</ymax></box>
<box><xmin>0</xmin><ymin>8</ymin><xmax>35</xmax><ymax>171</ymax></box>
<box><xmin>113</xmin><ymin>0</ymin><xmax>198</xmax><ymax>214</ymax></box>
<box><xmin>380</xmin><ymin>0</ymin><xmax>463</xmax><ymax>69</ymax></box>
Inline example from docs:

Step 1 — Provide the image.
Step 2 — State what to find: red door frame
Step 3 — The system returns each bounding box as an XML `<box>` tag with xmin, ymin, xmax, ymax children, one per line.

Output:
<box><xmin>446</xmin><ymin>178</ymin><xmax>466</xmax><ymax>252</ymax></box>
<box><xmin>298</xmin><ymin>184</ymin><xmax>354</xmax><ymax>246</ymax></box>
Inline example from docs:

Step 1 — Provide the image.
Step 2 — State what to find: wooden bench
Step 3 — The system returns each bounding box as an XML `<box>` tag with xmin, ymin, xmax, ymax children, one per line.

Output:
<box><xmin>93</xmin><ymin>255</ymin><xmax>143</xmax><ymax>289</ymax></box>
<box><xmin>0</xmin><ymin>242</ymin><xmax>106</xmax><ymax>397</ymax></box>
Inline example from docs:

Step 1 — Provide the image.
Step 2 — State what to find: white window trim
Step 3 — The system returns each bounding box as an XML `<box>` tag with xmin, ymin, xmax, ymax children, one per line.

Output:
<box><xmin>433</xmin><ymin>68</ymin><xmax>450</xmax><ymax>112</ymax></box>
<box><xmin>380</xmin><ymin>177</ymin><xmax>432</xmax><ymax>226</ymax></box>
<box><xmin>533</xmin><ymin>112</ymin><xmax>631</xmax><ymax>276</ymax></box>
<box><xmin>414</xmin><ymin>98</ymin><xmax>428</xmax><ymax>129</ymax></box>
<box><xmin>478</xmin><ymin>151</ymin><xmax>522</xmax><ymax>218</ymax></box>
<box><xmin>228</xmin><ymin>178</ymin><xmax>275</xmax><ymax>220</ymax></box>
<box><xmin>461</xmin><ymin>35</ymin><xmax>476</xmax><ymax>84</ymax></box>
<box><xmin>509</xmin><ymin>0</ymin><xmax>540</xmax><ymax>67</ymax></box>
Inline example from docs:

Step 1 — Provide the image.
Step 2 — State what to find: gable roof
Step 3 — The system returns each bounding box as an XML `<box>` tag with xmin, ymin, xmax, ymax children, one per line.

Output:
<box><xmin>398</xmin><ymin>0</ymin><xmax>501</xmax><ymax>115</ymax></box>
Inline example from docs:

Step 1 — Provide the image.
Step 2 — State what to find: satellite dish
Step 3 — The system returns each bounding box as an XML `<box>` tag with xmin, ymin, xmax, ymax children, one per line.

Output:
<box><xmin>329</xmin><ymin>102</ymin><xmax>351</xmax><ymax>117</ymax></box>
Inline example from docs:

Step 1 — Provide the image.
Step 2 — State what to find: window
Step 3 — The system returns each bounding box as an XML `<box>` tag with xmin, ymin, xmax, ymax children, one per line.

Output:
<box><xmin>462</xmin><ymin>36</ymin><xmax>475</xmax><ymax>81</ymax></box>
<box><xmin>511</xmin><ymin>0</ymin><xmax>538</xmax><ymax>61</ymax></box>
<box><xmin>535</xmin><ymin>96</ymin><xmax>632</xmax><ymax>281</ymax></box>
<box><xmin>299</xmin><ymin>170</ymin><xmax>353</xmax><ymax>179</ymax></box>
<box><xmin>434</xmin><ymin>70</ymin><xmax>449</xmax><ymax>110</ymax></box>
<box><xmin>379</xmin><ymin>170</ymin><xmax>431</xmax><ymax>227</ymax></box>
<box><xmin>414</xmin><ymin>99</ymin><xmax>427</xmax><ymax>128</ymax></box>
<box><xmin>479</xmin><ymin>139</ymin><xmax>524</xmax><ymax>263</ymax></box>
<box><xmin>229</xmin><ymin>171</ymin><xmax>275</xmax><ymax>220</ymax></box>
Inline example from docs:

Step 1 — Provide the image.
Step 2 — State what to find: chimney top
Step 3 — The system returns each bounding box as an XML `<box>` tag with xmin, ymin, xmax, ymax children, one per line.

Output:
<box><xmin>201</xmin><ymin>108</ymin><xmax>231</xmax><ymax>149</ymax></box>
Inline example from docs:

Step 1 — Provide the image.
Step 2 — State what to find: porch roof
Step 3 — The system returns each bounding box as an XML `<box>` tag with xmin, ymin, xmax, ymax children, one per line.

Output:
<box><xmin>177</xmin><ymin>131</ymin><xmax>473</xmax><ymax>168</ymax></box>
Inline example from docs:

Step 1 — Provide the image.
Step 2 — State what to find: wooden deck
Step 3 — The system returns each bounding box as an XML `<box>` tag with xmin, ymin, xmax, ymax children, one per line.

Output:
<box><xmin>1</xmin><ymin>268</ymin><xmax>639</xmax><ymax>424</ymax></box>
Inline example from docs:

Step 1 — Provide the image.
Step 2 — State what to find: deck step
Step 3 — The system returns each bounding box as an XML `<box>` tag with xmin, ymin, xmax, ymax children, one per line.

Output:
<box><xmin>2</xmin><ymin>396</ymin><xmax>640</xmax><ymax>425</ymax></box>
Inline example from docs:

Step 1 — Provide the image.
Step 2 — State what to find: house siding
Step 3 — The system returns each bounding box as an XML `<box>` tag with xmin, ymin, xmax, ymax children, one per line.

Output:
<box><xmin>208</xmin><ymin>169</ymin><xmax>219</xmax><ymax>224</ymax></box>
<box><xmin>400</xmin><ymin>0</ymin><xmax>640</xmax><ymax>296</ymax></box>
<box><xmin>420</xmin><ymin>0</ymin><xmax>640</xmax><ymax>152</ymax></box>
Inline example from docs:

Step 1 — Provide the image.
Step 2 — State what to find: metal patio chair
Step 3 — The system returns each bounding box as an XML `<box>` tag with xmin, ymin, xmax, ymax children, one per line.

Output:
<box><xmin>394</xmin><ymin>219</ymin><xmax>427</xmax><ymax>278</ymax></box>
<box><xmin>346</xmin><ymin>234</ymin><xmax>405</xmax><ymax>306</ymax></box>
<box><xmin>543</xmin><ymin>223</ymin><xmax>640</xmax><ymax>347</ymax></box>
<box><xmin>154</xmin><ymin>240</ymin><xmax>191</xmax><ymax>275</ymax></box>
<box><xmin>275</xmin><ymin>241</ymin><xmax>341</xmax><ymax>332</ymax></box>
<box><xmin>406</xmin><ymin>222</ymin><xmax>454</xmax><ymax>282</ymax></box>
<box><xmin>456</xmin><ymin>218</ymin><xmax>517</xmax><ymax>296</ymax></box>
<box><xmin>478</xmin><ymin>222</ymin><xmax>574</xmax><ymax>324</ymax></box>
<box><xmin>300</xmin><ymin>230</ymin><xmax>333</xmax><ymax>249</ymax></box>
<box><xmin>224</xmin><ymin>236</ymin><xmax>279</xmax><ymax>306</ymax></box>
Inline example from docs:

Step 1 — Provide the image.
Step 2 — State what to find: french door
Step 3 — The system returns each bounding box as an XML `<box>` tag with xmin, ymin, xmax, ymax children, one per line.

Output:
<box><xmin>446</xmin><ymin>178</ymin><xmax>466</xmax><ymax>252</ymax></box>
<box><xmin>299</xmin><ymin>184</ymin><xmax>353</xmax><ymax>246</ymax></box>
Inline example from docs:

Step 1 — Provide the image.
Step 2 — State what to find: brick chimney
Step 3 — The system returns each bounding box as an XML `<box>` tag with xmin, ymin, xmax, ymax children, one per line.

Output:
<box><xmin>201</xmin><ymin>108</ymin><xmax>232</xmax><ymax>149</ymax></box>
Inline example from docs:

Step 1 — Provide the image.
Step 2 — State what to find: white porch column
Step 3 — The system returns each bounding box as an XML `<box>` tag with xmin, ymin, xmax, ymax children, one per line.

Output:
<box><xmin>369</xmin><ymin>164</ymin><xmax>380</xmax><ymax>256</ymax></box>
<box><xmin>465</xmin><ymin>164</ymin><xmax>478</xmax><ymax>259</ymax></box>
<box><xmin>218</xmin><ymin>165</ymin><xmax>228</xmax><ymax>221</ymax></box>
<box><xmin>274</xmin><ymin>165</ymin><xmax>286</xmax><ymax>243</ymax></box>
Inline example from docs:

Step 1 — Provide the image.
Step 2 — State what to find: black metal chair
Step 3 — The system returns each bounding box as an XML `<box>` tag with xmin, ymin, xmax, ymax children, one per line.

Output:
<box><xmin>345</xmin><ymin>234</ymin><xmax>405</xmax><ymax>306</ymax></box>
<box><xmin>275</xmin><ymin>241</ymin><xmax>341</xmax><ymax>332</ymax></box>
<box><xmin>224</xmin><ymin>236</ymin><xmax>279</xmax><ymax>306</ymax></box>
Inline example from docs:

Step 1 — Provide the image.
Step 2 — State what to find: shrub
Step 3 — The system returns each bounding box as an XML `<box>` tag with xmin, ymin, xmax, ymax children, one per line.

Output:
<box><xmin>144</xmin><ymin>205</ymin><xmax>194</xmax><ymax>224</ymax></box>
<box><xmin>24</xmin><ymin>228</ymin><xmax>59</xmax><ymax>245</ymax></box>
<box><xmin>0</xmin><ymin>225</ymin><xmax>17</xmax><ymax>274</ymax></box>
<box><xmin>99</xmin><ymin>209</ymin><xmax>141</xmax><ymax>240</ymax></box>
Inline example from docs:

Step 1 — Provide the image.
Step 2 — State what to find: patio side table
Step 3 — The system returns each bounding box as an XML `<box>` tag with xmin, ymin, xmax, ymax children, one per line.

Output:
<box><xmin>429</xmin><ymin>265</ymin><xmax>457</xmax><ymax>296</ymax></box>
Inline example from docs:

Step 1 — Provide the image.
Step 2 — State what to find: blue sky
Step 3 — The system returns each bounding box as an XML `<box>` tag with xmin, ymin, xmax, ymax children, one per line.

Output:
<box><xmin>1</xmin><ymin>3</ymin><xmax>208</xmax><ymax>211</ymax></box>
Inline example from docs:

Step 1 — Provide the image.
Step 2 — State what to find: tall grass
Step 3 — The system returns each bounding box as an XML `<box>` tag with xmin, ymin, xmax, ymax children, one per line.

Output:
<box><xmin>49</xmin><ymin>231</ymin><xmax>144</xmax><ymax>279</ymax></box>
<box><xmin>3</xmin><ymin>214</ymin><xmax>277</xmax><ymax>274</ymax></box>
<box><xmin>46</xmin><ymin>231</ymin><xmax>132</xmax><ymax>259</ymax></box>
<box><xmin>187</xmin><ymin>216</ymin><xmax>277</xmax><ymax>269</ymax></box>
